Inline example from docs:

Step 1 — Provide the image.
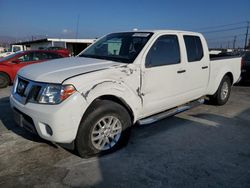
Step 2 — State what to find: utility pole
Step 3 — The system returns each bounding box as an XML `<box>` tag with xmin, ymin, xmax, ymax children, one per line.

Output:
<box><xmin>244</xmin><ymin>21</ymin><xmax>249</xmax><ymax>50</ymax></box>
<box><xmin>233</xmin><ymin>35</ymin><xmax>237</xmax><ymax>49</ymax></box>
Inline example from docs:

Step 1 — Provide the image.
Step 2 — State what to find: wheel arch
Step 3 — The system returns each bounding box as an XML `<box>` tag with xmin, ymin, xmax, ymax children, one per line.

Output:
<box><xmin>84</xmin><ymin>94</ymin><xmax>135</xmax><ymax>124</ymax></box>
<box><xmin>0</xmin><ymin>71</ymin><xmax>11</xmax><ymax>85</ymax></box>
<box><xmin>213</xmin><ymin>72</ymin><xmax>233</xmax><ymax>95</ymax></box>
<box><xmin>0</xmin><ymin>71</ymin><xmax>11</xmax><ymax>80</ymax></box>
<box><xmin>76</xmin><ymin>79</ymin><xmax>142</xmax><ymax>124</ymax></box>
<box><xmin>224</xmin><ymin>72</ymin><xmax>233</xmax><ymax>84</ymax></box>
<box><xmin>207</xmin><ymin>70</ymin><xmax>234</xmax><ymax>96</ymax></box>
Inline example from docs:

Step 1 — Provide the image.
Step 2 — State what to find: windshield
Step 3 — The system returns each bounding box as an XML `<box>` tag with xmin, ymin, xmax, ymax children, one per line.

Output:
<box><xmin>79</xmin><ymin>32</ymin><xmax>153</xmax><ymax>63</ymax></box>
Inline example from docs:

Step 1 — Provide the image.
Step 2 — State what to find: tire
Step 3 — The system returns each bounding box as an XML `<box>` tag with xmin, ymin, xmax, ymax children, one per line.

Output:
<box><xmin>209</xmin><ymin>75</ymin><xmax>232</xmax><ymax>106</ymax></box>
<box><xmin>75</xmin><ymin>100</ymin><xmax>132</xmax><ymax>158</ymax></box>
<box><xmin>0</xmin><ymin>72</ymin><xmax>10</xmax><ymax>88</ymax></box>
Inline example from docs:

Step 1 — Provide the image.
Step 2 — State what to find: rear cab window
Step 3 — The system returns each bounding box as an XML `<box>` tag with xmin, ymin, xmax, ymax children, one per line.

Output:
<box><xmin>184</xmin><ymin>35</ymin><xmax>204</xmax><ymax>62</ymax></box>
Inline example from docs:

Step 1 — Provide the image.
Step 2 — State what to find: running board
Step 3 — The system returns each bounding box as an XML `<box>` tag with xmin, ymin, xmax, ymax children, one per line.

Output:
<box><xmin>138</xmin><ymin>98</ymin><xmax>204</xmax><ymax>125</ymax></box>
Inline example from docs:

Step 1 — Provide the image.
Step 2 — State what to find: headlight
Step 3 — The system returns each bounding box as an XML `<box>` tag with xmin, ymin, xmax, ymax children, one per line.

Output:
<box><xmin>38</xmin><ymin>84</ymin><xmax>76</xmax><ymax>104</ymax></box>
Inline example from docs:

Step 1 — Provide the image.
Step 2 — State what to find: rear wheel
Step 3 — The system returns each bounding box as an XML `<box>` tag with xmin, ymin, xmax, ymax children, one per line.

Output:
<box><xmin>75</xmin><ymin>100</ymin><xmax>132</xmax><ymax>158</ymax></box>
<box><xmin>0</xmin><ymin>73</ymin><xmax>10</xmax><ymax>88</ymax></box>
<box><xmin>209</xmin><ymin>75</ymin><xmax>232</xmax><ymax>105</ymax></box>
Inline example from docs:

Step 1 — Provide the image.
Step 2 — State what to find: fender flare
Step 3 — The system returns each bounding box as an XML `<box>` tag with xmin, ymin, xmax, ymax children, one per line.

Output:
<box><xmin>209</xmin><ymin>67</ymin><xmax>234</xmax><ymax>95</ymax></box>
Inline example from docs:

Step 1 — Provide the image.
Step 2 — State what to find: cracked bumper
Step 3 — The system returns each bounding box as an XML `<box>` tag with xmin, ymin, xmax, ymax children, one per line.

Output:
<box><xmin>10</xmin><ymin>92</ymin><xmax>87</xmax><ymax>143</ymax></box>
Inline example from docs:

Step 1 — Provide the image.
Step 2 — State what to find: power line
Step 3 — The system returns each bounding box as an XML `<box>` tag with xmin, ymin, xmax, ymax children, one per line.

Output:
<box><xmin>206</xmin><ymin>33</ymin><xmax>250</xmax><ymax>41</ymax></box>
<box><xmin>206</xmin><ymin>34</ymin><xmax>246</xmax><ymax>41</ymax></box>
<box><xmin>194</xmin><ymin>21</ymin><xmax>247</xmax><ymax>31</ymax></box>
<box><xmin>206</xmin><ymin>39</ymin><xmax>243</xmax><ymax>49</ymax></box>
<box><xmin>202</xmin><ymin>26</ymin><xmax>246</xmax><ymax>34</ymax></box>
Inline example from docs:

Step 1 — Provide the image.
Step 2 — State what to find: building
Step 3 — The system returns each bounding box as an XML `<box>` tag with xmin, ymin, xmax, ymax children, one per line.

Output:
<box><xmin>12</xmin><ymin>38</ymin><xmax>96</xmax><ymax>56</ymax></box>
<box><xmin>0</xmin><ymin>46</ymin><xmax>5</xmax><ymax>53</ymax></box>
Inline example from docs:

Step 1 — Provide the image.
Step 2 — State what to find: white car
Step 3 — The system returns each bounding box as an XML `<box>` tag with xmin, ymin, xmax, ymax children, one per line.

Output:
<box><xmin>10</xmin><ymin>30</ymin><xmax>241</xmax><ymax>157</ymax></box>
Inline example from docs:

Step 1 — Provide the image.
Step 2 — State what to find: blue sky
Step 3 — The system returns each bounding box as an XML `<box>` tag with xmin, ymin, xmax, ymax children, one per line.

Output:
<box><xmin>0</xmin><ymin>0</ymin><xmax>250</xmax><ymax>47</ymax></box>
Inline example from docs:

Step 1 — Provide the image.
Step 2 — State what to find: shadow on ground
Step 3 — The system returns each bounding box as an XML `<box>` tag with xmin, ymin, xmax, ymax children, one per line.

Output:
<box><xmin>234</xmin><ymin>80</ymin><xmax>250</xmax><ymax>87</ymax></box>
<box><xmin>1</xmin><ymin>88</ymin><xmax>250</xmax><ymax>187</ymax></box>
<box><xmin>88</xmin><ymin>107</ymin><xmax>250</xmax><ymax>188</ymax></box>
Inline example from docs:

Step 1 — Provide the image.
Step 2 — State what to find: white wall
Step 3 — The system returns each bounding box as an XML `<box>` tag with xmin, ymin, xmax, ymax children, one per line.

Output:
<box><xmin>29</xmin><ymin>42</ymin><xmax>53</xmax><ymax>50</ymax></box>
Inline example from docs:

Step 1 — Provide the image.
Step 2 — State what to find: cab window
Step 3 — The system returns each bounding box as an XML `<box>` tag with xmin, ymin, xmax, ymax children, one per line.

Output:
<box><xmin>184</xmin><ymin>35</ymin><xmax>203</xmax><ymax>62</ymax></box>
<box><xmin>146</xmin><ymin>35</ymin><xmax>180</xmax><ymax>68</ymax></box>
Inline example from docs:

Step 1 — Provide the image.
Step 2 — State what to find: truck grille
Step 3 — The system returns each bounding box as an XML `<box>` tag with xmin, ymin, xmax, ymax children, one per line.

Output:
<box><xmin>13</xmin><ymin>77</ymin><xmax>45</xmax><ymax>104</ymax></box>
<box><xmin>16</xmin><ymin>78</ymin><xmax>29</xmax><ymax>97</ymax></box>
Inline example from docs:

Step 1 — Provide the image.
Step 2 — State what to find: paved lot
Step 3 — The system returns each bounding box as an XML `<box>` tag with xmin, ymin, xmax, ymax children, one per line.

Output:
<box><xmin>0</xmin><ymin>85</ymin><xmax>250</xmax><ymax>188</ymax></box>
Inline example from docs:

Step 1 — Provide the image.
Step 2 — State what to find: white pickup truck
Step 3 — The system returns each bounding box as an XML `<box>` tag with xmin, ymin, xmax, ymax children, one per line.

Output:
<box><xmin>0</xmin><ymin>45</ymin><xmax>26</xmax><ymax>58</ymax></box>
<box><xmin>10</xmin><ymin>30</ymin><xmax>241</xmax><ymax>157</ymax></box>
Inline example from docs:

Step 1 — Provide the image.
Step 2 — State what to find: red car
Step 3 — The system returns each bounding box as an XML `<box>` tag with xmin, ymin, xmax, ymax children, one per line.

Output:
<box><xmin>0</xmin><ymin>50</ymin><xmax>69</xmax><ymax>88</ymax></box>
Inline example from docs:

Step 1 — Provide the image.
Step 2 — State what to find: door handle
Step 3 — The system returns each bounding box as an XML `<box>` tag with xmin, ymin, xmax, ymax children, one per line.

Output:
<box><xmin>177</xmin><ymin>70</ymin><xmax>186</xmax><ymax>74</ymax></box>
<box><xmin>202</xmin><ymin>66</ymin><xmax>208</xmax><ymax>69</ymax></box>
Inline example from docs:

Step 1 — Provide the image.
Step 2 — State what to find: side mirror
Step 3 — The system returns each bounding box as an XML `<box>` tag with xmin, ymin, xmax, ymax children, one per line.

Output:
<box><xmin>12</xmin><ymin>59</ymin><xmax>21</xmax><ymax>64</ymax></box>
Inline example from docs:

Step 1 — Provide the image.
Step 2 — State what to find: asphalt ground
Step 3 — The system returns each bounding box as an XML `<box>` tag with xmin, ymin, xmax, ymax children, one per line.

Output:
<box><xmin>0</xmin><ymin>84</ymin><xmax>250</xmax><ymax>188</ymax></box>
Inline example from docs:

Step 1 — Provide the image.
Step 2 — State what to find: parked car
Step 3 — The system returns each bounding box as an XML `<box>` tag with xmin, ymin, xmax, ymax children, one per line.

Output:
<box><xmin>42</xmin><ymin>47</ymin><xmax>71</xmax><ymax>57</ymax></box>
<box><xmin>241</xmin><ymin>51</ymin><xmax>250</xmax><ymax>81</ymax></box>
<box><xmin>0</xmin><ymin>50</ymin><xmax>69</xmax><ymax>88</ymax></box>
<box><xmin>10</xmin><ymin>30</ymin><xmax>241</xmax><ymax>157</ymax></box>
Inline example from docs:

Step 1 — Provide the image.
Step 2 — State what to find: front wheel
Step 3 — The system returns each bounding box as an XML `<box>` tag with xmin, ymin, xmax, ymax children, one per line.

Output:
<box><xmin>209</xmin><ymin>75</ymin><xmax>232</xmax><ymax>105</ymax></box>
<box><xmin>75</xmin><ymin>100</ymin><xmax>132</xmax><ymax>158</ymax></box>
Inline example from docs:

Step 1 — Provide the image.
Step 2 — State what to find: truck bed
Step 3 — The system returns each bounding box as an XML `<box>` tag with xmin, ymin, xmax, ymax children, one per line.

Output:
<box><xmin>206</xmin><ymin>56</ymin><xmax>241</xmax><ymax>95</ymax></box>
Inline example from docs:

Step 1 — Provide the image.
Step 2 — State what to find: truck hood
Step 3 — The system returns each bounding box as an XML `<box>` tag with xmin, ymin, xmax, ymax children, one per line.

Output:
<box><xmin>18</xmin><ymin>57</ymin><xmax>123</xmax><ymax>83</ymax></box>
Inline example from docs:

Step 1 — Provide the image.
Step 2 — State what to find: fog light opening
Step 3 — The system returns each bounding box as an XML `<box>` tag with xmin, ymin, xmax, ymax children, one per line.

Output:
<box><xmin>45</xmin><ymin>124</ymin><xmax>53</xmax><ymax>136</ymax></box>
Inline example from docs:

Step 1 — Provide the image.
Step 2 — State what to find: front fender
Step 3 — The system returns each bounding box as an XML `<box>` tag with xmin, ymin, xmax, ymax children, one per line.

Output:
<box><xmin>80</xmin><ymin>80</ymin><xmax>142</xmax><ymax>123</ymax></box>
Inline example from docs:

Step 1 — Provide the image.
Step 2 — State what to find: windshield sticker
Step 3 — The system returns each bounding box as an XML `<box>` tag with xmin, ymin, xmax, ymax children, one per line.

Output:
<box><xmin>132</xmin><ymin>33</ymin><xmax>151</xmax><ymax>37</ymax></box>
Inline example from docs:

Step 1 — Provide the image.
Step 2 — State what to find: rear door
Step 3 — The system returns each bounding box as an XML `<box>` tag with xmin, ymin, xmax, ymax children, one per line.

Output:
<box><xmin>141</xmin><ymin>34</ymin><xmax>188</xmax><ymax>116</ymax></box>
<box><xmin>182</xmin><ymin>35</ymin><xmax>209</xmax><ymax>100</ymax></box>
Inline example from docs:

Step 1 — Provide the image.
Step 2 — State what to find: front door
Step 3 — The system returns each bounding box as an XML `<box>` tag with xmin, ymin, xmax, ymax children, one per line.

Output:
<box><xmin>141</xmin><ymin>34</ymin><xmax>188</xmax><ymax>117</ymax></box>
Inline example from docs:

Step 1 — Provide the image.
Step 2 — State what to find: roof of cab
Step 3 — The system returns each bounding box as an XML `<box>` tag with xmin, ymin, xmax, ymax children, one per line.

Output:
<box><xmin>114</xmin><ymin>29</ymin><xmax>202</xmax><ymax>35</ymax></box>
